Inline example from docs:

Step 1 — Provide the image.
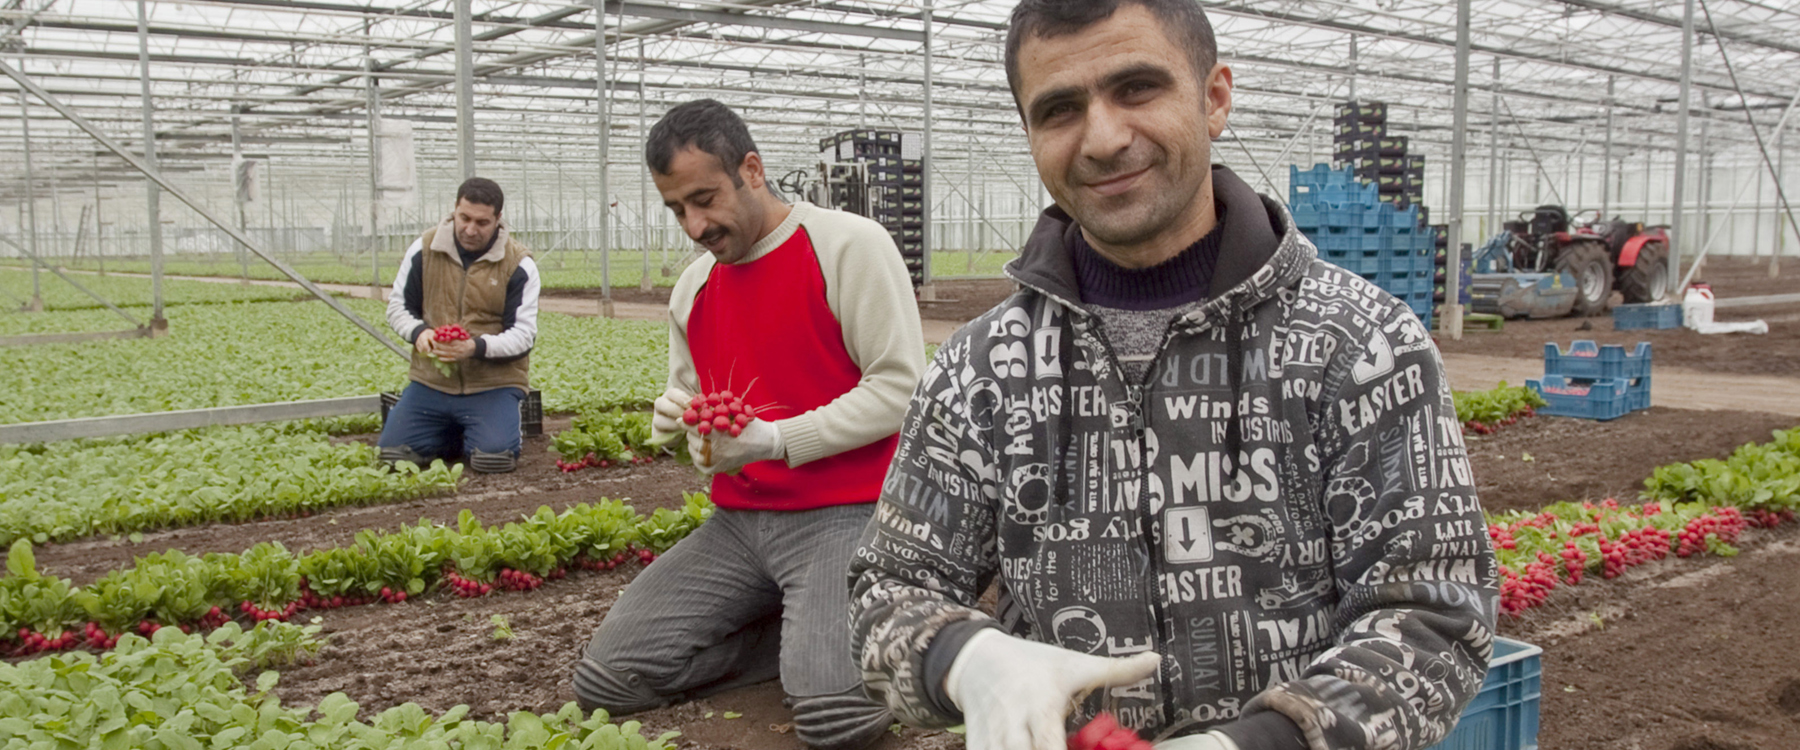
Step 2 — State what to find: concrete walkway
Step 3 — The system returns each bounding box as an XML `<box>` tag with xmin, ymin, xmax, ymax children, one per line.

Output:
<box><xmin>1441</xmin><ymin>353</ymin><xmax>1800</xmax><ymax>418</ymax></box>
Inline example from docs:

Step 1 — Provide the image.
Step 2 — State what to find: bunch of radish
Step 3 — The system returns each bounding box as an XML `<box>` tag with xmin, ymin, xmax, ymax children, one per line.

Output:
<box><xmin>683</xmin><ymin>391</ymin><xmax>757</xmax><ymax>438</ymax></box>
<box><xmin>556</xmin><ymin>453</ymin><xmax>655</xmax><ymax>473</ymax></box>
<box><xmin>430</xmin><ymin>325</ymin><xmax>472</xmax><ymax>377</ymax></box>
<box><xmin>135</xmin><ymin>620</ymin><xmax>193</xmax><ymax>637</ymax></box>
<box><xmin>241</xmin><ymin>600</ymin><xmax>300</xmax><ymax>622</ymax></box>
<box><xmin>299</xmin><ymin>580</ymin><xmax>374</xmax><ymax>610</ymax></box>
<box><xmin>496</xmin><ymin>568</ymin><xmax>545</xmax><ymax>592</ymax></box>
<box><xmin>14</xmin><ymin>628</ymin><xmax>79</xmax><ymax>654</ymax></box>
<box><xmin>577</xmin><ymin>552</ymin><xmax>629</xmax><ymax>571</ymax></box>
<box><xmin>1068</xmin><ymin>712</ymin><xmax>1152</xmax><ymax>750</ymax></box>
<box><xmin>443</xmin><ymin>569</ymin><xmax>494</xmax><ymax>598</ymax></box>
<box><xmin>83</xmin><ymin>622</ymin><xmax>120</xmax><ymax>650</ymax></box>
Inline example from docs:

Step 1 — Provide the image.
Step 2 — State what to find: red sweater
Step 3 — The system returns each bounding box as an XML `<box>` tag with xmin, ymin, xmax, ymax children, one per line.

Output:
<box><xmin>685</xmin><ymin>226</ymin><xmax>901</xmax><ymax>511</ymax></box>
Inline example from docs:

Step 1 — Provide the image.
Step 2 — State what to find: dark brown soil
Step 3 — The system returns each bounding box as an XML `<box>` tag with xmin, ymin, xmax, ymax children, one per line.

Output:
<box><xmin>1467</xmin><ymin>407</ymin><xmax>1798</xmax><ymax>514</ymax></box>
<box><xmin>271</xmin><ymin>565</ymin><xmax>959</xmax><ymax>750</ymax></box>
<box><xmin>1502</xmin><ymin>523</ymin><xmax>1800</xmax><ymax>750</ymax></box>
<box><xmin>32</xmin><ymin>418</ymin><xmax>710</xmax><ymax>586</ymax></box>
<box><xmin>1439</xmin><ymin>256</ymin><xmax>1799</xmax><ymax>377</ymax></box>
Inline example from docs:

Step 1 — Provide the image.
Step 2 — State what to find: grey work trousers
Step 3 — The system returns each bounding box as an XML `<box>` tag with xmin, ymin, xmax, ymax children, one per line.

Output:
<box><xmin>575</xmin><ymin>503</ymin><xmax>891</xmax><ymax>750</ymax></box>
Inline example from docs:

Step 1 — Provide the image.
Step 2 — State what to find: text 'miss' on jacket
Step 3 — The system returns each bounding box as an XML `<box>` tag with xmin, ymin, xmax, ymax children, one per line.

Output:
<box><xmin>849</xmin><ymin>166</ymin><xmax>1498</xmax><ymax>750</ymax></box>
<box><xmin>386</xmin><ymin>219</ymin><xmax>540</xmax><ymax>395</ymax></box>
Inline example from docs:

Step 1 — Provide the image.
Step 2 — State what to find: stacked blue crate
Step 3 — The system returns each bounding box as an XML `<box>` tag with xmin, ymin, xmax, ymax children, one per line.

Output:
<box><xmin>1527</xmin><ymin>341</ymin><xmax>1652</xmax><ymax>420</ymax></box>
<box><xmin>1290</xmin><ymin>164</ymin><xmax>1435</xmax><ymax>328</ymax></box>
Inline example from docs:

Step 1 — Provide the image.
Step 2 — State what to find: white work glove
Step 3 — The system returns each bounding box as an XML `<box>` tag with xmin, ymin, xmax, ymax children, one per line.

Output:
<box><xmin>687</xmin><ymin>418</ymin><xmax>784</xmax><ymax>476</ymax></box>
<box><xmin>648</xmin><ymin>387</ymin><xmax>693</xmax><ymax>446</ymax></box>
<box><xmin>1154</xmin><ymin>732</ymin><xmax>1239</xmax><ymax>750</ymax></box>
<box><xmin>945</xmin><ymin>629</ymin><xmax>1162</xmax><ymax>750</ymax></box>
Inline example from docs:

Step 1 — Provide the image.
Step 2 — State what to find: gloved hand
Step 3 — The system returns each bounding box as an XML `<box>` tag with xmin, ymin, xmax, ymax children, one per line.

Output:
<box><xmin>688</xmin><ymin>418</ymin><xmax>784</xmax><ymax>476</ymax></box>
<box><xmin>648</xmin><ymin>387</ymin><xmax>693</xmax><ymax>446</ymax></box>
<box><xmin>945</xmin><ymin>629</ymin><xmax>1161</xmax><ymax>750</ymax></box>
<box><xmin>1154</xmin><ymin>732</ymin><xmax>1239</xmax><ymax>750</ymax></box>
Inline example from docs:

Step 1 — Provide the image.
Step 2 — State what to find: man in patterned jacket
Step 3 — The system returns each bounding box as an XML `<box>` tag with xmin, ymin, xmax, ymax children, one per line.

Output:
<box><xmin>849</xmin><ymin>2</ymin><xmax>1497</xmax><ymax>750</ymax></box>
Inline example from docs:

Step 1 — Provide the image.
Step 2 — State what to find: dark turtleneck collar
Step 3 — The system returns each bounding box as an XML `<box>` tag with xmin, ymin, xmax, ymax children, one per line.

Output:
<box><xmin>1069</xmin><ymin>205</ymin><xmax>1225</xmax><ymax>311</ymax></box>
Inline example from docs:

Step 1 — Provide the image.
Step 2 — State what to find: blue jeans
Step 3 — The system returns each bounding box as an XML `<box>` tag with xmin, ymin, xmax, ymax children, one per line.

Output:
<box><xmin>376</xmin><ymin>382</ymin><xmax>523</xmax><ymax>460</ymax></box>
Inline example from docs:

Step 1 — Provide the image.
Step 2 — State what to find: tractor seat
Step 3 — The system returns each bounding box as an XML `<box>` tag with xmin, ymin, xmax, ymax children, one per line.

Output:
<box><xmin>1530</xmin><ymin>205</ymin><xmax>1570</xmax><ymax>236</ymax></box>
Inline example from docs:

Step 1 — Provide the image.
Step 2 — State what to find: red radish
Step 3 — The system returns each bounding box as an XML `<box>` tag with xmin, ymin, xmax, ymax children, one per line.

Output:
<box><xmin>683</xmin><ymin>409</ymin><xmax>700</xmax><ymax>425</ymax></box>
<box><xmin>1069</xmin><ymin>712</ymin><xmax>1150</xmax><ymax>750</ymax></box>
<box><xmin>432</xmin><ymin>325</ymin><xmax>471</xmax><ymax>342</ymax></box>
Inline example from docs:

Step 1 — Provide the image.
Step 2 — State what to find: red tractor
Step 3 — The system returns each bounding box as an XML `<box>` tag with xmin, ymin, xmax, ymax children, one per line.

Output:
<box><xmin>1496</xmin><ymin>205</ymin><xmax>1672</xmax><ymax>315</ymax></box>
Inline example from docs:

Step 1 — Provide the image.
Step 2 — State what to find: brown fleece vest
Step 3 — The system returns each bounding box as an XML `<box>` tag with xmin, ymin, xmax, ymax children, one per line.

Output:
<box><xmin>408</xmin><ymin>224</ymin><xmax>532</xmax><ymax>394</ymax></box>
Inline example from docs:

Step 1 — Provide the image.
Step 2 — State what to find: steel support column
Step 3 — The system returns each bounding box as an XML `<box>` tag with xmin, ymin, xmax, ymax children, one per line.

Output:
<box><xmin>366</xmin><ymin>37</ymin><xmax>383</xmax><ymax>292</ymax></box>
<box><xmin>1601</xmin><ymin>76</ymin><xmax>1614</xmax><ymax>218</ymax></box>
<box><xmin>230</xmin><ymin>104</ymin><xmax>251</xmax><ymax>282</ymax></box>
<box><xmin>594</xmin><ymin>0</ymin><xmax>613</xmax><ymax>317</ymax></box>
<box><xmin>138</xmin><ymin>0</ymin><xmax>164</xmax><ymax>329</ymax></box>
<box><xmin>919</xmin><ymin>0</ymin><xmax>936</xmax><ymax>300</ymax></box>
<box><xmin>638</xmin><ymin>32</ymin><xmax>650</xmax><ymax>293</ymax></box>
<box><xmin>455</xmin><ymin>0</ymin><xmax>476</xmax><ymax>180</ymax></box>
<box><xmin>19</xmin><ymin>88</ymin><xmax>42</xmax><ymax>313</ymax></box>
<box><xmin>1487</xmin><ymin>59</ymin><xmax>1500</xmax><ymax>238</ymax></box>
<box><xmin>1444</xmin><ymin>0</ymin><xmax>1471</xmax><ymax>339</ymax></box>
<box><xmin>1669</xmin><ymin>0</ymin><xmax>1695</xmax><ymax>297</ymax></box>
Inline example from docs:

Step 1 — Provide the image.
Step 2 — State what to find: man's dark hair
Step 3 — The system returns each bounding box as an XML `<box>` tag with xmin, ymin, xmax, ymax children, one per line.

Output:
<box><xmin>1003</xmin><ymin>0</ymin><xmax>1218</xmax><ymax>113</ymax></box>
<box><xmin>455</xmin><ymin>177</ymin><xmax>505</xmax><ymax>214</ymax></box>
<box><xmin>646</xmin><ymin>98</ymin><xmax>760</xmax><ymax>188</ymax></box>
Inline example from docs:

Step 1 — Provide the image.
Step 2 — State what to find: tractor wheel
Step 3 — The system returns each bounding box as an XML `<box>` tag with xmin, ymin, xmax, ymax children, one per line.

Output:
<box><xmin>1555</xmin><ymin>240</ymin><xmax>1613</xmax><ymax>317</ymax></box>
<box><xmin>1617</xmin><ymin>240</ymin><xmax>1671</xmax><ymax>305</ymax></box>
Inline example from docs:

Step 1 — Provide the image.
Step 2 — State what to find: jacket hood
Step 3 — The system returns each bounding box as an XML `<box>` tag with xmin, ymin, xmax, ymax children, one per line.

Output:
<box><xmin>1005</xmin><ymin>165</ymin><xmax>1314</xmax><ymax>327</ymax></box>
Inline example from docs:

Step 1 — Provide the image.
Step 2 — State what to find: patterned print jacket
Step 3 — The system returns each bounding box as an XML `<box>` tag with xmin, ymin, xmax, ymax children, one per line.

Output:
<box><xmin>850</xmin><ymin>171</ymin><xmax>1499</xmax><ymax>750</ymax></box>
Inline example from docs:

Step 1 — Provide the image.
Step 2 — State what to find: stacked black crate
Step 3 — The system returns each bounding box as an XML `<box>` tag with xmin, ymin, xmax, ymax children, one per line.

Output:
<box><xmin>821</xmin><ymin>129</ymin><xmax>926</xmax><ymax>288</ymax></box>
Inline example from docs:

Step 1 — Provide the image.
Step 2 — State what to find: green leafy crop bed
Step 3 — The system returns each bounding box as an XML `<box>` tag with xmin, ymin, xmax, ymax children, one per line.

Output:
<box><xmin>0</xmin><ymin>424</ymin><xmax>461</xmax><ymax>547</ymax></box>
<box><xmin>0</xmin><ymin>299</ymin><xmax>667</xmax><ymax>425</ymax></box>
<box><xmin>0</xmin><ymin>267</ymin><xmax>310</xmax><ymax>311</ymax></box>
<box><xmin>0</xmin><ymin>621</ymin><xmax>676</xmax><ymax>749</ymax></box>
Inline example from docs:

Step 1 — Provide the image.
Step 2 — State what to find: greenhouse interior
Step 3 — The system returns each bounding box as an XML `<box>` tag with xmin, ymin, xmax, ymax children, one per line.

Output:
<box><xmin>0</xmin><ymin>2</ymin><xmax>1797</xmax><ymax>750</ymax></box>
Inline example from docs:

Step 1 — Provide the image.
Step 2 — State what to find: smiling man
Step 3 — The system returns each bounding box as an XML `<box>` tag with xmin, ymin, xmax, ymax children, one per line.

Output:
<box><xmin>572</xmin><ymin>98</ymin><xmax>923</xmax><ymax>750</ymax></box>
<box><xmin>849</xmin><ymin>2</ymin><xmax>1497</xmax><ymax>750</ymax></box>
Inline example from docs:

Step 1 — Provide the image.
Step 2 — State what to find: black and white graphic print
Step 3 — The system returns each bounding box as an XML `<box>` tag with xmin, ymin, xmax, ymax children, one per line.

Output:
<box><xmin>850</xmin><ymin>203</ymin><xmax>1497</xmax><ymax>750</ymax></box>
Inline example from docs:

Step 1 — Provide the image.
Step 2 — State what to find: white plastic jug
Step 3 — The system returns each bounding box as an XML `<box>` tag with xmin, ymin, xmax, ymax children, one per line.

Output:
<box><xmin>1683</xmin><ymin>285</ymin><xmax>1768</xmax><ymax>335</ymax></box>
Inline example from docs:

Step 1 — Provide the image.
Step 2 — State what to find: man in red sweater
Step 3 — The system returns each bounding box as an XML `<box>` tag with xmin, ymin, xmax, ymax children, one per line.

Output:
<box><xmin>573</xmin><ymin>99</ymin><xmax>925</xmax><ymax>750</ymax></box>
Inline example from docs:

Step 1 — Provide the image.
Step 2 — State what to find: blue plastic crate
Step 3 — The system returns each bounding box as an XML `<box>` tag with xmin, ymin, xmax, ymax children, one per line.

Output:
<box><xmin>1383</xmin><ymin>204</ymin><xmax>1422</xmax><ymax>228</ymax></box>
<box><xmin>1430</xmin><ymin>638</ymin><xmax>1542</xmax><ymax>750</ymax></box>
<box><xmin>1290</xmin><ymin>203</ymin><xmax>1321</xmax><ymax>229</ymax></box>
<box><xmin>1322</xmin><ymin>182</ymin><xmax>1381</xmax><ymax>205</ymax></box>
<box><xmin>1325</xmin><ymin>204</ymin><xmax>1367</xmax><ymax>227</ymax></box>
<box><xmin>1528</xmin><ymin>374</ymin><xmax>1637</xmax><ymax>421</ymax></box>
<box><xmin>1543</xmin><ymin>340</ymin><xmax>1652</xmax><ymax>381</ymax></box>
<box><xmin>1612</xmin><ymin>303</ymin><xmax>1683</xmax><ymax>331</ymax></box>
<box><xmin>1627</xmin><ymin>376</ymin><xmax>1652</xmax><ymax>412</ymax></box>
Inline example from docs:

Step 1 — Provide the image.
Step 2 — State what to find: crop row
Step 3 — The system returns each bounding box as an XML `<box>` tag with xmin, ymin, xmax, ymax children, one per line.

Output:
<box><xmin>1489</xmin><ymin>427</ymin><xmax>1800</xmax><ymax>616</ymax></box>
<box><xmin>550</xmin><ymin>408</ymin><xmax>690</xmax><ymax>471</ymax></box>
<box><xmin>0</xmin><ymin>494</ymin><xmax>712</xmax><ymax>654</ymax></box>
<box><xmin>0</xmin><ymin>298</ymin><xmax>667</xmax><ymax>425</ymax></box>
<box><xmin>0</xmin><ymin>423</ymin><xmax>461</xmax><ymax>548</ymax></box>
<box><xmin>1453</xmin><ymin>382</ymin><xmax>1546</xmax><ymax>435</ymax></box>
<box><xmin>0</xmin><ymin>620</ymin><xmax>676</xmax><ymax>749</ymax></box>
